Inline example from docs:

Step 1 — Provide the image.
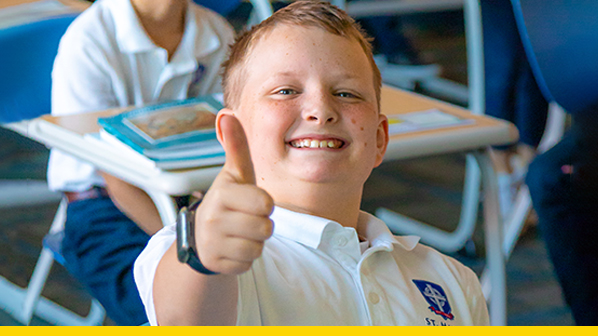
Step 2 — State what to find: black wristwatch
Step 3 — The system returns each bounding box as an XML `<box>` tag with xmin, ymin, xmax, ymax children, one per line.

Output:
<box><xmin>176</xmin><ymin>200</ymin><xmax>219</xmax><ymax>275</ymax></box>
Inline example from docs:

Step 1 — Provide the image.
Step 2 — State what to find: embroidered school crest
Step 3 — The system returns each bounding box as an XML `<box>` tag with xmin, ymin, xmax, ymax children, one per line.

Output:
<box><xmin>187</xmin><ymin>64</ymin><xmax>206</xmax><ymax>96</ymax></box>
<box><xmin>413</xmin><ymin>280</ymin><xmax>454</xmax><ymax>321</ymax></box>
<box><xmin>191</xmin><ymin>64</ymin><xmax>206</xmax><ymax>85</ymax></box>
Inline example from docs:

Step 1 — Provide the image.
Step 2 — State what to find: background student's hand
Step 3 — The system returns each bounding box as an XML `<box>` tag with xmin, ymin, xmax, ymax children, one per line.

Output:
<box><xmin>193</xmin><ymin>113</ymin><xmax>274</xmax><ymax>274</ymax></box>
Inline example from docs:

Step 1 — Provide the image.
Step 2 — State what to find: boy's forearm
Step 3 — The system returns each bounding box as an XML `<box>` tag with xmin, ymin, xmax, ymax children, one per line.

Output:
<box><xmin>101</xmin><ymin>172</ymin><xmax>164</xmax><ymax>235</ymax></box>
<box><xmin>153</xmin><ymin>243</ymin><xmax>238</xmax><ymax>325</ymax></box>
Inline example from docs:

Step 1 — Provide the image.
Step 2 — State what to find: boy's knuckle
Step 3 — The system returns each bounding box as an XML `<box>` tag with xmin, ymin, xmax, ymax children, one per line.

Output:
<box><xmin>255</xmin><ymin>190</ymin><xmax>274</xmax><ymax>213</ymax></box>
<box><xmin>250</xmin><ymin>242</ymin><xmax>265</xmax><ymax>259</ymax></box>
<box><xmin>260</xmin><ymin>219</ymin><xmax>274</xmax><ymax>239</ymax></box>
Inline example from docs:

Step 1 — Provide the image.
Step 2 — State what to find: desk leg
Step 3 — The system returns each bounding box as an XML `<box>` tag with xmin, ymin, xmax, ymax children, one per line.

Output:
<box><xmin>376</xmin><ymin>153</ymin><xmax>480</xmax><ymax>253</ymax></box>
<box><xmin>146</xmin><ymin>191</ymin><xmax>178</xmax><ymax>227</ymax></box>
<box><xmin>473</xmin><ymin>149</ymin><xmax>507</xmax><ymax>326</ymax></box>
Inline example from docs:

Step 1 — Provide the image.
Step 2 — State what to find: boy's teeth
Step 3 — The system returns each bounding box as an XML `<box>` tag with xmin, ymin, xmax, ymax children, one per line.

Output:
<box><xmin>291</xmin><ymin>139</ymin><xmax>342</xmax><ymax>149</ymax></box>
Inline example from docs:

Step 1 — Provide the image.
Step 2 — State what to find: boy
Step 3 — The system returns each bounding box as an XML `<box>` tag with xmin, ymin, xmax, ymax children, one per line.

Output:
<box><xmin>134</xmin><ymin>1</ymin><xmax>489</xmax><ymax>326</ymax></box>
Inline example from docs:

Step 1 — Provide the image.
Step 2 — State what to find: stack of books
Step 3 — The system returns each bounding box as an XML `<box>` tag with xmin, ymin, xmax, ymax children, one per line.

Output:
<box><xmin>94</xmin><ymin>96</ymin><xmax>225</xmax><ymax>170</ymax></box>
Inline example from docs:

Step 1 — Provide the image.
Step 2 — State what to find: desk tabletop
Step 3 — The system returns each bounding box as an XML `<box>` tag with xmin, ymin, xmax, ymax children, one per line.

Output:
<box><xmin>380</xmin><ymin>86</ymin><xmax>518</xmax><ymax>160</ymax></box>
<box><xmin>7</xmin><ymin>86</ymin><xmax>518</xmax><ymax>196</ymax></box>
<box><xmin>0</xmin><ymin>0</ymin><xmax>89</xmax><ymax>29</ymax></box>
<box><xmin>0</xmin><ymin>0</ymin><xmax>89</xmax><ymax>11</ymax></box>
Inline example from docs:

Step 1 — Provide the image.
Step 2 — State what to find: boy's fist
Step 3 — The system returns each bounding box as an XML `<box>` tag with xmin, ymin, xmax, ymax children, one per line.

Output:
<box><xmin>193</xmin><ymin>113</ymin><xmax>274</xmax><ymax>274</ymax></box>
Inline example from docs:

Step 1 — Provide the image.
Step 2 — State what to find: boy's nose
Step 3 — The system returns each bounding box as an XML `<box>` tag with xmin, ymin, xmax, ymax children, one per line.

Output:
<box><xmin>302</xmin><ymin>95</ymin><xmax>339</xmax><ymax>124</ymax></box>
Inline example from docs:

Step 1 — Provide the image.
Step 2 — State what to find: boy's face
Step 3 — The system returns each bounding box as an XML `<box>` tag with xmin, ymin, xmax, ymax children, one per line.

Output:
<box><xmin>226</xmin><ymin>24</ymin><xmax>388</xmax><ymax>193</ymax></box>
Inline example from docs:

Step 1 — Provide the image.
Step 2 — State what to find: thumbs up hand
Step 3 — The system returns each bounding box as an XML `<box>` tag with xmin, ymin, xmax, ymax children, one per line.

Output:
<box><xmin>193</xmin><ymin>112</ymin><xmax>275</xmax><ymax>275</ymax></box>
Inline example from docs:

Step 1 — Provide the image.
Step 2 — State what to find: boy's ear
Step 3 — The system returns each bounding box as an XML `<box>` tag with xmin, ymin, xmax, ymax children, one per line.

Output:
<box><xmin>374</xmin><ymin>114</ymin><xmax>389</xmax><ymax>168</ymax></box>
<box><xmin>216</xmin><ymin>108</ymin><xmax>235</xmax><ymax>144</ymax></box>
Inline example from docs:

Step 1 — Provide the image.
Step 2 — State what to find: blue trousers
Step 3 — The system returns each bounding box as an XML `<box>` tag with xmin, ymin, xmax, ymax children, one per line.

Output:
<box><xmin>61</xmin><ymin>196</ymin><xmax>150</xmax><ymax>326</ymax></box>
<box><xmin>526</xmin><ymin>115</ymin><xmax>598</xmax><ymax>325</ymax></box>
<box><xmin>481</xmin><ymin>0</ymin><xmax>548</xmax><ymax>149</ymax></box>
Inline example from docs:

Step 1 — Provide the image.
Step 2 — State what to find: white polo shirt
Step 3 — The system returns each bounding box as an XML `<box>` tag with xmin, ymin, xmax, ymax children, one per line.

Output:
<box><xmin>48</xmin><ymin>0</ymin><xmax>234</xmax><ymax>192</ymax></box>
<box><xmin>134</xmin><ymin>206</ymin><xmax>489</xmax><ymax>326</ymax></box>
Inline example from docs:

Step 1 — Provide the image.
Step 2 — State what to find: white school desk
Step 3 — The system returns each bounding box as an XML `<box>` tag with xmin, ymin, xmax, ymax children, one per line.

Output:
<box><xmin>0</xmin><ymin>0</ymin><xmax>88</xmax><ymax>29</ymax></box>
<box><xmin>0</xmin><ymin>0</ymin><xmax>87</xmax><ymax>10</ymax></box>
<box><xmin>4</xmin><ymin>85</ymin><xmax>517</xmax><ymax>325</ymax></box>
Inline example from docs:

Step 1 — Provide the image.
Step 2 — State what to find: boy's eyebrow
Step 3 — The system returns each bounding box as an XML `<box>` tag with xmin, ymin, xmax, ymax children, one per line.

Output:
<box><xmin>270</xmin><ymin>71</ymin><xmax>297</xmax><ymax>78</ymax></box>
<box><xmin>268</xmin><ymin>71</ymin><xmax>365</xmax><ymax>82</ymax></box>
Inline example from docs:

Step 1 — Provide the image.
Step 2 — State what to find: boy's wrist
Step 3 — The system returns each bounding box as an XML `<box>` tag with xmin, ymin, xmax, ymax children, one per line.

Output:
<box><xmin>176</xmin><ymin>200</ymin><xmax>219</xmax><ymax>275</ymax></box>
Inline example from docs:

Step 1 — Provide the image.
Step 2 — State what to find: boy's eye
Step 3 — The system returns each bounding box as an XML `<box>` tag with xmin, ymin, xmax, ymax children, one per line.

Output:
<box><xmin>337</xmin><ymin>92</ymin><xmax>357</xmax><ymax>99</ymax></box>
<box><xmin>277</xmin><ymin>89</ymin><xmax>297</xmax><ymax>95</ymax></box>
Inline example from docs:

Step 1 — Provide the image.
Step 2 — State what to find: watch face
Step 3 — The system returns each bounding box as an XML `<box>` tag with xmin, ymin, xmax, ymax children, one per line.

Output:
<box><xmin>176</xmin><ymin>205</ymin><xmax>194</xmax><ymax>264</ymax></box>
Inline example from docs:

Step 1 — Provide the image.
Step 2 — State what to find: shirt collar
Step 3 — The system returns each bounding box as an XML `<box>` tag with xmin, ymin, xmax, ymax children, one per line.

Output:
<box><xmin>271</xmin><ymin>206</ymin><xmax>333</xmax><ymax>250</ymax></box>
<box><xmin>271</xmin><ymin>206</ymin><xmax>420</xmax><ymax>251</ymax></box>
<box><xmin>167</xmin><ymin>5</ymin><xmax>220</xmax><ymax>73</ymax></box>
<box><xmin>112</xmin><ymin>0</ymin><xmax>220</xmax><ymax>58</ymax></box>
<box><xmin>112</xmin><ymin>0</ymin><xmax>156</xmax><ymax>53</ymax></box>
<box><xmin>188</xmin><ymin>6</ymin><xmax>221</xmax><ymax>59</ymax></box>
<box><xmin>357</xmin><ymin>211</ymin><xmax>420</xmax><ymax>251</ymax></box>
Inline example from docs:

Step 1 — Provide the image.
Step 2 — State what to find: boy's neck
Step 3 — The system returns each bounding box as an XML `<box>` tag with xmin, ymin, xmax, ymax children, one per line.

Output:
<box><xmin>270</xmin><ymin>182</ymin><xmax>364</xmax><ymax>231</ymax></box>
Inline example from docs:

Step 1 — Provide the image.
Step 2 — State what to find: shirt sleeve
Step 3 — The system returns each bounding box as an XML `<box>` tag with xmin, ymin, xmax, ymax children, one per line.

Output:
<box><xmin>463</xmin><ymin>266</ymin><xmax>490</xmax><ymax>325</ymax></box>
<box><xmin>51</xmin><ymin>26</ymin><xmax>118</xmax><ymax>116</ymax></box>
<box><xmin>133</xmin><ymin>224</ymin><xmax>177</xmax><ymax>326</ymax></box>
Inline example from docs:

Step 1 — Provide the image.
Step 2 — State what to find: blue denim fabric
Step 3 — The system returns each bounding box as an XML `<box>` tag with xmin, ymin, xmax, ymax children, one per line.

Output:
<box><xmin>61</xmin><ymin>196</ymin><xmax>150</xmax><ymax>326</ymax></box>
<box><xmin>481</xmin><ymin>0</ymin><xmax>548</xmax><ymax>149</ymax></box>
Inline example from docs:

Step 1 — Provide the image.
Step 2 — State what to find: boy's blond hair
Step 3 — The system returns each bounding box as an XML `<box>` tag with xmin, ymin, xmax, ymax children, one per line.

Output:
<box><xmin>221</xmin><ymin>0</ymin><xmax>382</xmax><ymax>111</ymax></box>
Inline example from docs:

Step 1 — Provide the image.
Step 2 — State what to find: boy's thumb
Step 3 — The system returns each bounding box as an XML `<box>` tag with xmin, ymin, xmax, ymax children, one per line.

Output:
<box><xmin>216</xmin><ymin>112</ymin><xmax>256</xmax><ymax>185</ymax></box>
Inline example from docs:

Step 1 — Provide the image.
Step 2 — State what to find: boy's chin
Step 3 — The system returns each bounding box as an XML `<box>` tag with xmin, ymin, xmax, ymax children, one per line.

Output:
<box><xmin>292</xmin><ymin>164</ymin><xmax>358</xmax><ymax>185</ymax></box>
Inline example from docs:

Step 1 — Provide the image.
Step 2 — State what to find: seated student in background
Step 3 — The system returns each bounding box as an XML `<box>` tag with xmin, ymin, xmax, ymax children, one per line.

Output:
<box><xmin>134</xmin><ymin>1</ymin><xmax>489</xmax><ymax>326</ymax></box>
<box><xmin>49</xmin><ymin>0</ymin><xmax>234</xmax><ymax>325</ymax></box>
<box><xmin>480</xmin><ymin>0</ymin><xmax>548</xmax><ymax>219</ymax></box>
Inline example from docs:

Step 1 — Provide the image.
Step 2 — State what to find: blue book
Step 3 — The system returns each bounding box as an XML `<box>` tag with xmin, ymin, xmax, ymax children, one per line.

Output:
<box><xmin>98</xmin><ymin>96</ymin><xmax>223</xmax><ymax>154</ymax></box>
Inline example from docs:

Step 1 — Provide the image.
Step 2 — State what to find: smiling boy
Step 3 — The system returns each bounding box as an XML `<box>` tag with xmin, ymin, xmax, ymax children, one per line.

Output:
<box><xmin>134</xmin><ymin>1</ymin><xmax>489</xmax><ymax>326</ymax></box>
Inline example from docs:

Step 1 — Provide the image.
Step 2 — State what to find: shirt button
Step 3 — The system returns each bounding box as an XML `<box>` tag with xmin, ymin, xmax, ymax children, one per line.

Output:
<box><xmin>368</xmin><ymin>292</ymin><xmax>380</xmax><ymax>304</ymax></box>
<box><xmin>336</xmin><ymin>236</ymin><xmax>348</xmax><ymax>247</ymax></box>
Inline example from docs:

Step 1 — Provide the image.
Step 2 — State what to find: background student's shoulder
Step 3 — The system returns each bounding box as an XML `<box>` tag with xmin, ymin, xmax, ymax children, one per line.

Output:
<box><xmin>190</xmin><ymin>0</ymin><xmax>235</xmax><ymax>40</ymax></box>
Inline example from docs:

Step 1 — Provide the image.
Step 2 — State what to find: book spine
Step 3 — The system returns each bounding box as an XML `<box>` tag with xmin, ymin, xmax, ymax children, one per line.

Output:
<box><xmin>98</xmin><ymin>121</ymin><xmax>145</xmax><ymax>154</ymax></box>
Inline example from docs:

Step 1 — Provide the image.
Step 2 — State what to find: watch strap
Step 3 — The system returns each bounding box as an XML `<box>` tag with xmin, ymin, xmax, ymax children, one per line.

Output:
<box><xmin>186</xmin><ymin>248</ymin><xmax>219</xmax><ymax>275</ymax></box>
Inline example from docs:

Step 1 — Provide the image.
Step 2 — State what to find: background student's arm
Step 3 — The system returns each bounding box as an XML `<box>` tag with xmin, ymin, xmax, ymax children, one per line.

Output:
<box><xmin>53</xmin><ymin>33</ymin><xmax>165</xmax><ymax>236</ymax></box>
<box><xmin>152</xmin><ymin>114</ymin><xmax>274</xmax><ymax>325</ymax></box>
<box><xmin>101</xmin><ymin>173</ymin><xmax>164</xmax><ymax>235</ymax></box>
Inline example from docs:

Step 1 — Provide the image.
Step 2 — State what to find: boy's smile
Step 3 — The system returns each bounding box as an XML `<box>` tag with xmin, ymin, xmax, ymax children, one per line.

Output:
<box><xmin>224</xmin><ymin>24</ymin><xmax>388</xmax><ymax>212</ymax></box>
<box><xmin>288</xmin><ymin>137</ymin><xmax>345</xmax><ymax>150</ymax></box>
